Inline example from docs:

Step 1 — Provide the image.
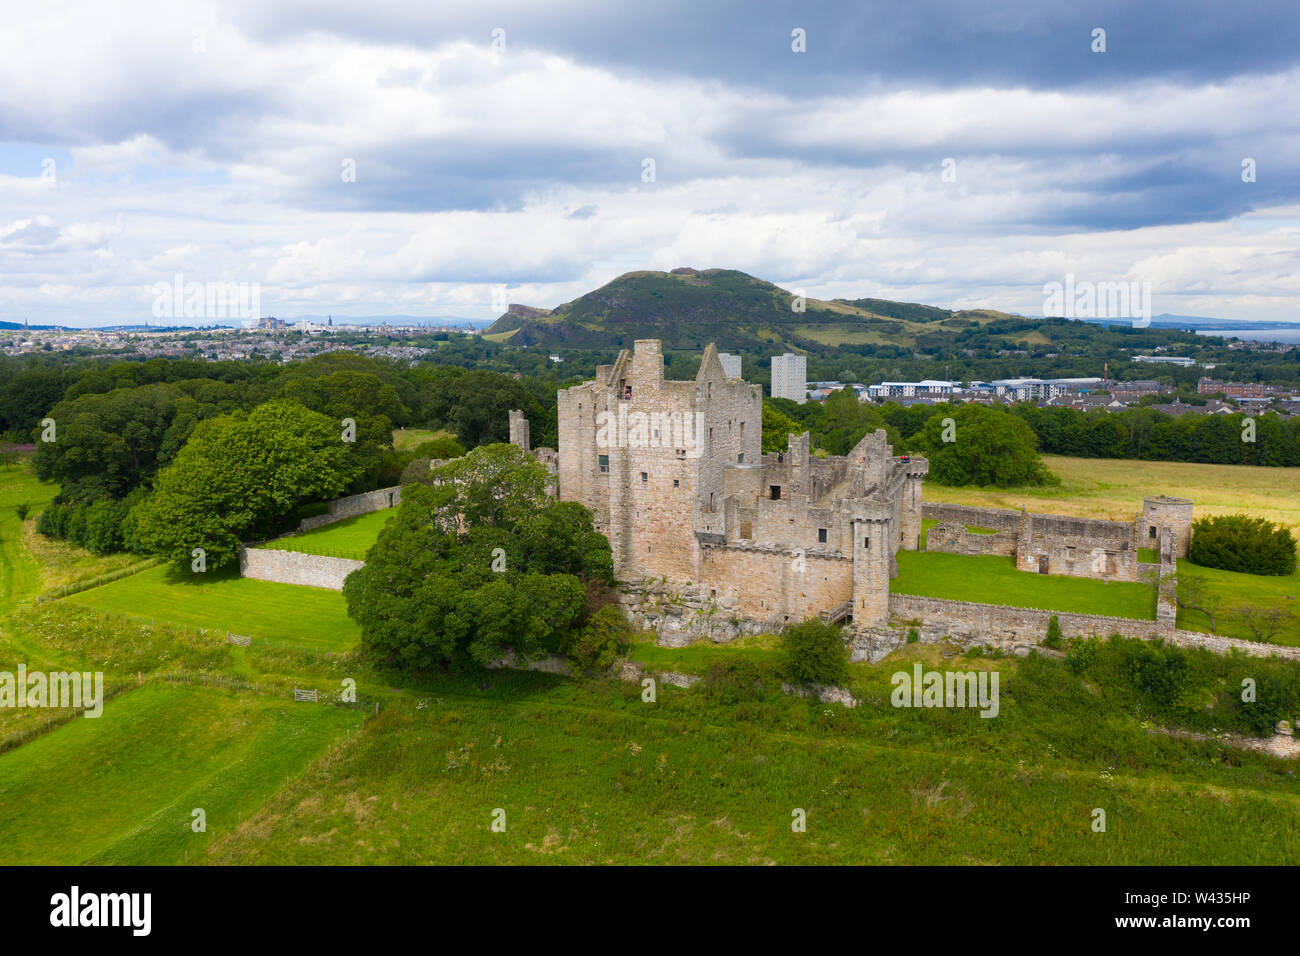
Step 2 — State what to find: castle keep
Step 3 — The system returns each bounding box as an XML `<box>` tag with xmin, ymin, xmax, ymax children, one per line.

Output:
<box><xmin>549</xmin><ymin>339</ymin><xmax>927</xmax><ymax>629</ymax></box>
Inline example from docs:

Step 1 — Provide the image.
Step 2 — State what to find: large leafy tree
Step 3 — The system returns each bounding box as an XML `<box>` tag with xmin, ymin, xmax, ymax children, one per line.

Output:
<box><xmin>915</xmin><ymin>402</ymin><xmax>1055</xmax><ymax>487</ymax></box>
<box><xmin>344</xmin><ymin>443</ymin><xmax>611</xmax><ymax>671</ymax></box>
<box><xmin>425</xmin><ymin>369</ymin><xmax>549</xmax><ymax>448</ymax></box>
<box><xmin>132</xmin><ymin>400</ymin><xmax>364</xmax><ymax>569</ymax></box>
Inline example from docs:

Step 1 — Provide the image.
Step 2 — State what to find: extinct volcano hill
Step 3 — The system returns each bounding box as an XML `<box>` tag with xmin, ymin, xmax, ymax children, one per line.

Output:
<box><xmin>483</xmin><ymin>267</ymin><xmax>1019</xmax><ymax>353</ymax></box>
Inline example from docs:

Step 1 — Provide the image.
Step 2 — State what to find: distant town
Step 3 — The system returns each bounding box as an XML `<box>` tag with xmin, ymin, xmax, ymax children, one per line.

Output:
<box><xmin>745</xmin><ymin>349</ymin><xmax>1300</xmax><ymax>419</ymax></box>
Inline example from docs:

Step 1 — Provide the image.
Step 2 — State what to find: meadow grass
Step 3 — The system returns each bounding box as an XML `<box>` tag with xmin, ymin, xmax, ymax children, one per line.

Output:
<box><xmin>260</xmin><ymin>508</ymin><xmax>393</xmax><ymax>559</ymax></box>
<box><xmin>0</xmin><ymin>683</ymin><xmax>363</xmax><ymax>864</ymax></box>
<box><xmin>626</xmin><ymin>630</ymin><xmax>783</xmax><ymax>675</ymax></box>
<box><xmin>925</xmin><ymin>455</ymin><xmax>1300</xmax><ymax>533</ymax></box>
<box><xmin>65</xmin><ymin>565</ymin><xmax>360</xmax><ymax>652</ymax></box>
<box><xmin>4</xmin><ymin>456</ymin><xmax>1300</xmax><ymax>866</ymax></box>
<box><xmin>0</xmin><ymin>464</ymin><xmax>59</xmax><ymax>607</ymax></box>
<box><xmin>893</xmin><ymin>550</ymin><xmax>1157</xmax><ymax>618</ymax></box>
<box><xmin>392</xmin><ymin>427</ymin><xmax>455</xmax><ymax>451</ymax></box>
<box><xmin>199</xmin><ymin>650</ymin><xmax>1300</xmax><ymax>865</ymax></box>
<box><xmin>1175</xmin><ymin>560</ymin><xmax>1300</xmax><ymax>646</ymax></box>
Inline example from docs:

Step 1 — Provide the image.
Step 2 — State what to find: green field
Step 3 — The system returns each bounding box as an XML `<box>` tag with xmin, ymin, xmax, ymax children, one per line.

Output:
<box><xmin>0</xmin><ymin>684</ymin><xmax>362</xmax><ymax>864</ymax></box>
<box><xmin>261</xmin><ymin>509</ymin><xmax>393</xmax><ymax>560</ymax></box>
<box><xmin>392</xmin><ymin>427</ymin><xmax>456</xmax><ymax>451</ymax></box>
<box><xmin>3</xmin><ymin>455</ymin><xmax>1300</xmax><ymax>866</ymax></box>
<box><xmin>66</xmin><ymin>565</ymin><xmax>360</xmax><ymax>652</ymax></box>
<box><xmin>893</xmin><ymin>550</ymin><xmax>1157</xmax><ymax>619</ymax></box>
<box><xmin>928</xmin><ymin>454</ymin><xmax>1300</xmax><ymax>534</ymax></box>
<box><xmin>200</xmin><ymin>653</ymin><xmax>1300</xmax><ymax>865</ymax></box>
<box><xmin>1176</xmin><ymin>559</ymin><xmax>1300</xmax><ymax>646</ymax></box>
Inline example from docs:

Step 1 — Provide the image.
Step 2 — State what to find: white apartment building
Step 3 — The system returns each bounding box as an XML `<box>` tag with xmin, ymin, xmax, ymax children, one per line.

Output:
<box><xmin>771</xmin><ymin>352</ymin><xmax>807</xmax><ymax>404</ymax></box>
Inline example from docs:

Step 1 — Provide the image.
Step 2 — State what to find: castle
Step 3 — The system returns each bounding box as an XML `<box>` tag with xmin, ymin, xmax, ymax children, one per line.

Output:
<box><xmin>504</xmin><ymin>339</ymin><xmax>1199</xmax><ymax>641</ymax></box>
<box><xmin>517</xmin><ymin>339</ymin><xmax>923</xmax><ymax>630</ymax></box>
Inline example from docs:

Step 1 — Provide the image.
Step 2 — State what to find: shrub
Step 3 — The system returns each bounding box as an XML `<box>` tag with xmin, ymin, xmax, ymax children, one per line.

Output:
<box><xmin>703</xmin><ymin>658</ymin><xmax>781</xmax><ymax>703</ymax></box>
<box><xmin>566</xmin><ymin>604</ymin><xmax>630</xmax><ymax>676</ymax></box>
<box><xmin>1187</xmin><ymin>514</ymin><xmax>1296</xmax><ymax>576</ymax></box>
<box><xmin>1043</xmin><ymin>615</ymin><xmax>1063</xmax><ymax>649</ymax></box>
<box><xmin>780</xmin><ymin>619</ymin><xmax>849</xmax><ymax>686</ymax></box>
<box><xmin>14</xmin><ymin>502</ymin><xmax>28</xmax><ymax>521</ymax></box>
<box><xmin>906</xmin><ymin>627</ymin><xmax>919</xmax><ymax>644</ymax></box>
<box><xmin>413</xmin><ymin>436</ymin><xmax>467</xmax><ymax>460</ymax></box>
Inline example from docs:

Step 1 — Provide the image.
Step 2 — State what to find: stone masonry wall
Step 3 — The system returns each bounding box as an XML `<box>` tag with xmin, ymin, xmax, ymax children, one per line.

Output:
<box><xmin>926</xmin><ymin>524</ymin><xmax>1018</xmax><ymax>557</ymax></box>
<box><xmin>889</xmin><ymin>592</ymin><xmax>1163</xmax><ymax>643</ymax></box>
<box><xmin>700</xmin><ymin>543</ymin><xmax>853</xmax><ymax>625</ymax></box>
<box><xmin>921</xmin><ymin>502</ymin><xmax>1022</xmax><ymax>532</ymax></box>
<box><xmin>882</xmin><ymin>593</ymin><xmax>1300</xmax><ymax>662</ymax></box>
<box><xmin>239</xmin><ymin>547</ymin><xmax>364</xmax><ymax>590</ymax></box>
<box><xmin>298</xmin><ymin>485</ymin><xmax>401</xmax><ymax>531</ymax></box>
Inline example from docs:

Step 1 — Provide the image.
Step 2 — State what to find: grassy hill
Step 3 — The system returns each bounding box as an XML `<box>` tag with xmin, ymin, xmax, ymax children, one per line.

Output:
<box><xmin>485</xmin><ymin>268</ymin><xmax>1018</xmax><ymax>353</ymax></box>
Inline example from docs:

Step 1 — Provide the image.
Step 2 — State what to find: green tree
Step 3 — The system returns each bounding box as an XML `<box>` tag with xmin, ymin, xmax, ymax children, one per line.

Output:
<box><xmin>566</xmin><ymin>604</ymin><xmax>631</xmax><ymax>675</ymax></box>
<box><xmin>343</xmin><ymin>443</ymin><xmax>612</xmax><ymax>672</ymax></box>
<box><xmin>426</xmin><ymin>369</ymin><xmax>546</xmax><ymax>448</ymax></box>
<box><xmin>917</xmin><ymin>402</ymin><xmax>1055</xmax><ymax>487</ymax></box>
<box><xmin>131</xmin><ymin>400</ymin><xmax>363</xmax><ymax>569</ymax></box>
<box><xmin>761</xmin><ymin>402</ymin><xmax>803</xmax><ymax>453</ymax></box>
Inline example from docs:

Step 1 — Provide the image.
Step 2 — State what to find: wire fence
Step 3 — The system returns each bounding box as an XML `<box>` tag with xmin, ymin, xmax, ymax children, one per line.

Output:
<box><xmin>51</xmin><ymin>604</ymin><xmax>346</xmax><ymax>657</ymax></box>
<box><xmin>251</xmin><ymin>543</ymin><xmax>368</xmax><ymax>562</ymax></box>
<box><xmin>34</xmin><ymin>558</ymin><xmax>163</xmax><ymax>603</ymax></box>
<box><xmin>0</xmin><ymin>679</ymin><xmax>136</xmax><ymax>756</ymax></box>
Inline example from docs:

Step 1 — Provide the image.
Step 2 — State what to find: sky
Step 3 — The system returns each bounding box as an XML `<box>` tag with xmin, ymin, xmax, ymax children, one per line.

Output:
<box><xmin>2</xmin><ymin>0</ymin><xmax>1299</xmax><ymax>327</ymax></box>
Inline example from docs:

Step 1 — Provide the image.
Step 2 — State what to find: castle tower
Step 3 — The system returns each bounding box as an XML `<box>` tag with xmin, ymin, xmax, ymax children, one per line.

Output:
<box><xmin>851</xmin><ymin>512</ymin><xmax>893</xmax><ymax>626</ymax></box>
<box><xmin>898</xmin><ymin>457</ymin><xmax>929</xmax><ymax>550</ymax></box>
<box><xmin>508</xmin><ymin>409</ymin><xmax>531</xmax><ymax>453</ymax></box>
<box><xmin>1139</xmin><ymin>496</ymin><xmax>1194</xmax><ymax>558</ymax></box>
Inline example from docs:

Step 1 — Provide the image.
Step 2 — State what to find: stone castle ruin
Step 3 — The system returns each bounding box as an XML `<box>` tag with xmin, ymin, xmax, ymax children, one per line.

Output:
<box><xmin>923</xmin><ymin>496</ymin><xmax>1193</xmax><ymax>582</ymax></box>
<box><xmin>504</xmin><ymin>339</ymin><xmax>1198</xmax><ymax>646</ymax></box>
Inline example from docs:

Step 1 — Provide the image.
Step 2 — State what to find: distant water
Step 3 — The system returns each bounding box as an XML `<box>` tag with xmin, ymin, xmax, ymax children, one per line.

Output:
<box><xmin>1195</xmin><ymin>327</ymin><xmax>1300</xmax><ymax>345</ymax></box>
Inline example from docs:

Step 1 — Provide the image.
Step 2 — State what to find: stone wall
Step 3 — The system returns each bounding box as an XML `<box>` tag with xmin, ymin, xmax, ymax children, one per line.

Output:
<box><xmin>926</xmin><ymin>524</ymin><xmax>1018</xmax><ymax>557</ymax></box>
<box><xmin>617</xmin><ymin>578</ymin><xmax>771</xmax><ymax>646</ymax></box>
<box><xmin>298</xmin><ymin>485</ymin><xmax>401</xmax><ymax>531</ymax></box>
<box><xmin>700</xmin><ymin>542</ymin><xmax>853</xmax><ymax>626</ymax></box>
<box><xmin>239</xmin><ymin>548</ymin><xmax>364</xmax><ymax>590</ymax></box>
<box><xmin>877</xmin><ymin>593</ymin><xmax>1300</xmax><ymax>663</ymax></box>
<box><xmin>888</xmin><ymin>593</ymin><xmax>1163</xmax><ymax>643</ymax></box>
<box><xmin>921</xmin><ymin>502</ymin><xmax>1021</xmax><ymax>532</ymax></box>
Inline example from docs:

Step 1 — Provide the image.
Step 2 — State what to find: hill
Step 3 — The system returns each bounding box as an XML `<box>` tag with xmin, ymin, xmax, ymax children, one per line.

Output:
<box><xmin>484</xmin><ymin>268</ymin><xmax>1019</xmax><ymax>352</ymax></box>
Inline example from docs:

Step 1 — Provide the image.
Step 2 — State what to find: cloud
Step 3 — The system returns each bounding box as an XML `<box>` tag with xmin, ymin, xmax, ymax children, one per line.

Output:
<box><xmin>0</xmin><ymin>0</ymin><xmax>1297</xmax><ymax>324</ymax></box>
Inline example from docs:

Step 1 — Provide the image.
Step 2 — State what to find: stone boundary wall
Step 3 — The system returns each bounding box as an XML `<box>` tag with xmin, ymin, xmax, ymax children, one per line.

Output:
<box><xmin>239</xmin><ymin>547</ymin><xmax>364</xmax><ymax>591</ymax></box>
<box><xmin>298</xmin><ymin>485</ymin><xmax>401</xmax><ymax>532</ymax></box>
<box><xmin>890</xmin><ymin>593</ymin><xmax>1162</xmax><ymax>641</ymax></box>
<box><xmin>922</xmin><ymin>502</ymin><xmax>1021</xmax><ymax>532</ymax></box>
<box><xmin>887</xmin><ymin>593</ymin><xmax>1300</xmax><ymax>661</ymax></box>
<box><xmin>1024</xmin><ymin>512</ymin><xmax>1131</xmax><ymax>543</ymax></box>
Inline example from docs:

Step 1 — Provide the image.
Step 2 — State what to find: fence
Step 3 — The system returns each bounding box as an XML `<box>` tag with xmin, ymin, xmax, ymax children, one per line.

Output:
<box><xmin>34</xmin><ymin>558</ymin><xmax>163</xmax><ymax>603</ymax></box>
<box><xmin>47</xmin><ymin>604</ymin><xmax>346</xmax><ymax>656</ymax></box>
<box><xmin>293</xmin><ymin>688</ymin><xmax>318</xmax><ymax>702</ymax></box>
<box><xmin>0</xmin><ymin>679</ymin><xmax>136</xmax><ymax>756</ymax></box>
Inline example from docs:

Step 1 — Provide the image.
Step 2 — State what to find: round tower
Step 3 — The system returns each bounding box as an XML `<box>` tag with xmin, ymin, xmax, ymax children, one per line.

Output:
<box><xmin>1141</xmin><ymin>496</ymin><xmax>1194</xmax><ymax>558</ymax></box>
